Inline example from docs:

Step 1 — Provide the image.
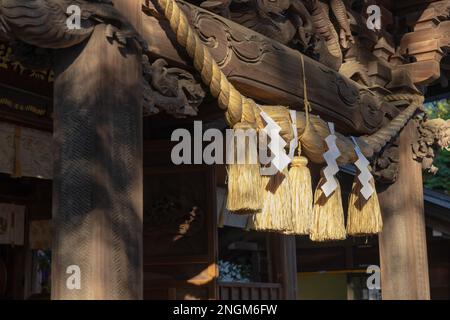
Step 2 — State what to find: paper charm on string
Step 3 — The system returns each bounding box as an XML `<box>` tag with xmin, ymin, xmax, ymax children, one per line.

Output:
<box><xmin>288</xmin><ymin>110</ymin><xmax>299</xmax><ymax>160</ymax></box>
<box><xmin>259</xmin><ymin>109</ymin><xmax>291</xmax><ymax>174</ymax></box>
<box><xmin>351</xmin><ymin>137</ymin><xmax>374</xmax><ymax>200</ymax></box>
<box><xmin>321</xmin><ymin>122</ymin><xmax>341</xmax><ymax>197</ymax></box>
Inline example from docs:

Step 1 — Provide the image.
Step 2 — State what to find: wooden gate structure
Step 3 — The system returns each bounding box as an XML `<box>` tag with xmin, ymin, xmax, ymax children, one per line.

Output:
<box><xmin>0</xmin><ymin>0</ymin><xmax>449</xmax><ymax>300</ymax></box>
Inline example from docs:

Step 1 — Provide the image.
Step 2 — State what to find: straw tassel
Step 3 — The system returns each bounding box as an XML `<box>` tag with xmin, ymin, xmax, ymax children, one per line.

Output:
<box><xmin>346</xmin><ymin>176</ymin><xmax>383</xmax><ymax>236</ymax></box>
<box><xmin>249</xmin><ymin>169</ymin><xmax>294</xmax><ymax>233</ymax></box>
<box><xmin>310</xmin><ymin>172</ymin><xmax>347</xmax><ymax>242</ymax></box>
<box><xmin>280</xmin><ymin>54</ymin><xmax>313</xmax><ymax>236</ymax></box>
<box><xmin>288</xmin><ymin>156</ymin><xmax>313</xmax><ymax>235</ymax></box>
<box><xmin>226</xmin><ymin>122</ymin><xmax>263</xmax><ymax>213</ymax></box>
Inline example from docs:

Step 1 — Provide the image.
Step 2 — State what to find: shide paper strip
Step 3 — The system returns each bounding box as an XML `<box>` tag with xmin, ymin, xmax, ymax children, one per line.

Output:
<box><xmin>288</xmin><ymin>110</ymin><xmax>299</xmax><ymax>160</ymax></box>
<box><xmin>351</xmin><ymin>136</ymin><xmax>375</xmax><ymax>200</ymax></box>
<box><xmin>259</xmin><ymin>110</ymin><xmax>291</xmax><ymax>173</ymax></box>
<box><xmin>321</xmin><ymin>122</ymin><xmax>341</xmax><ymax>197</ymax></box>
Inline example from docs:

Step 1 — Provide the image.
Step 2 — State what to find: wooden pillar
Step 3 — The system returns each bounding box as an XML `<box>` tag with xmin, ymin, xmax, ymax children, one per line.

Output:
<box><xmin>268</xmin><ymin>234</ymin><xmax>298</xmax><ymax>300</ymax></box>
<box><xmin>51</xmin><ymin>1</ymin><xmax>143</xmax><ymax>299</ymax></box>
<box><xmin>378</xmin><ymin>121</ymin><xmax>430</xmax><ymax>300</ymax></box>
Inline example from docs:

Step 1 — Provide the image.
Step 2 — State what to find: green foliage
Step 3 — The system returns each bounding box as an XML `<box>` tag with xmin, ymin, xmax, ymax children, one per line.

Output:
<box><xmin>425</xmin><ymin>98</ymin><xmax>450</xmax><ymax>120</ymax></box>
<box><xmin>423</xmin><ymin>98</ymin><xmax>449</xmax><ymax>194</ymax></box>
<box><xmin>218</xmin><ymin>260</ymin><xmax>251</xmax><ymax>283</ymax></box>
<box><xmin>424</xmin><ymin>149</ymin><xmax>450</xmax><ymax>194</ymax></box>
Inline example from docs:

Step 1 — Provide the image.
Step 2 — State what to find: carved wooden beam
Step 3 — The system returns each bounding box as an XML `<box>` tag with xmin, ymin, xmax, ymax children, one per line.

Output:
<box><xmin>142</xmin><ymin>0</ymin><xmax>388</xmax><ymax>135</ymax></box>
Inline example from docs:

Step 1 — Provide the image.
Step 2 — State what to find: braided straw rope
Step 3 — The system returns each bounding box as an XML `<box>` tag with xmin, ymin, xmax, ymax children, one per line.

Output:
<box><xmin>156</xmin><ymin>0</ymin><xmax>258</xmax><ymax>126</ymax></box>
<box><xmin>384</xmin><ymin>93</ymin><xmax>425</xmax><ymax>106</ymax></box>
<box><xmin>155</xmin><ymin>0</ymin><xmax>422</xmax><ymax>160</ymax></box>
<box><xmin>360</xmin><ymin>102</ymin><xmax>419</xmax><ymax>154</ymax></box>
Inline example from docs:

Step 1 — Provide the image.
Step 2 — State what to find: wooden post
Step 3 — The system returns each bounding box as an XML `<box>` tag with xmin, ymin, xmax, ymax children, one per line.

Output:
<box><xmin>378</xmin><ymin>121</ymin><xmax>430</xmax><ymax>300</ymax></box>
<box><xmin>268</xmin><ymin>234</ymin><xmax>298</xmax><ymax>300</ymax></box>
<box><xmin>51</xmin><ymin>0</ymin><xmax>143</xmax><ymax>299</ymax></box>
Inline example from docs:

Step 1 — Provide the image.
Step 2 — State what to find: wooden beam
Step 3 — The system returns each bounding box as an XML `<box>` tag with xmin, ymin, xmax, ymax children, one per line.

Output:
<box><xmin>142</xmin><ymin>0</ymin><xmax>386</xmax><ymax>135</ymax></box>
<box><xmin>51</xmin><ymin>0</ymin><xmax>143</xmax><ymax>299</ymax></box>
<box><xmin>378</xmin><ymin>121</ymin><xmax>430</xmax><ymax>300</ymax></box>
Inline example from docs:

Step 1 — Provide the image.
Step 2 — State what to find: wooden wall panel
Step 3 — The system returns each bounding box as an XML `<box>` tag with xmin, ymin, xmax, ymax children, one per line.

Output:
<box><xmin>143</xmin><ymin>141</ymin><xmax>218</xmax><ymax>300</ymax></box>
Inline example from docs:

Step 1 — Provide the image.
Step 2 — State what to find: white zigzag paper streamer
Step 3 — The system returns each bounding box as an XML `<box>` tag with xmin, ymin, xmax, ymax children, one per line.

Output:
<box><xmin>288</xmin><ymin>110</ymin><xmax>299</xmax><ymax>160</ymax></box>
<box><xmin>351</xmin><ymin>137</ymin><xmax>374</xmax><ymax>200</ymax></box>
<box><xmin>321</xmin><ymin>123</ymin><xmax>341</xmax><ymax>197</ymax></box>
<box><xmin>259</xmin><ymin>110</ymin><xmax>291</xmax><ymax>173</ymax></box>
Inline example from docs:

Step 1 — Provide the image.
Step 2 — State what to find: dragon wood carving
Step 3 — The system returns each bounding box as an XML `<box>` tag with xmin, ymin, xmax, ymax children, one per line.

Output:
<box><xmin>142</xmin><ymin>55</ymin><xmax>205</xmax><ymax>117</ymax></box>
<box><xmin>413</xmin><ymin>118</ymin><xmax>450</xmax><ymax>174</ymax></box>
<box><xmin>198</xmin><ymin>0</ymin><xmax>352</xmax><ymax>71</ymax></box>
<box><xmin>0</xmin><ymin>0</ymin><xmax>146</xmax><ymax>49</ymax></box>
<box><xmin>200</xmin><ymin>0</ymin><xmax>313</xmax><ymax>47</ymax></box>
<box><xmin>373</xmin><ymin>117</ymin><xmax>450</xmax><ymax>183</ymax></box>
